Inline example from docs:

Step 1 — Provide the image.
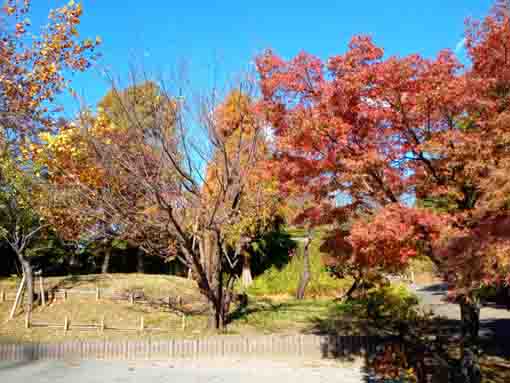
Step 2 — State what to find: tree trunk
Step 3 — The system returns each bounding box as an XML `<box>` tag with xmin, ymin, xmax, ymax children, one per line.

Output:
<box><xmin>296</xmin><ymin>236</ymin><xmax>311</xmax><ymax>300</ymax></box>
<box><xmin>136</xmin><ymin>249</ymin><xmax>145</xmax><ymax>273</ymax></box>
<box><xmin>460</xmin><ymin>342</ymin><xmax>481</xmax><ymax>383</ymax></box>
<box><xmin>202</xmin><ymin>231</ymin><xmax>227</xmax><ymax>330</ymax></box>
<box><xmin>341</xmin><ymin>277</ymin><xmax>360</xmax><ymax>301</ymax></box>
<box><xmin>101</xmin><ymin>247</ymin><xmax>111</xmax><ymax>274</ymax></box>
<box><xmin>459</xmin><ymin>296</ymin><xmax>481</xmax><ymax>383</ymax></box>
<box><xmin>241</xmin><ymin>254</ymin><xmax>253</xmax><ymax>288</ymax></box>
<box><xmin>18</xmin><ymin>255</ymin><xmax>33</xmax><ymax>314</ymax></box>
<box><xmin>460</xmin><ymin>296</ymin><xmax>480</xmax><ymax>340</ymax></box>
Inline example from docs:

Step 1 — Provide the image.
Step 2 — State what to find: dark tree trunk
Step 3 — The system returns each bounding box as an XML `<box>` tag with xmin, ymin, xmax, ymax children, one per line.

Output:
<box><xmin>136</xmin><ymin>249</ymin><xmax>145</xmax><ymax>273</ymax></box>
<box><xmin>341</xmin><ymin>277</ymin><xmax>360</xmax><ymax>301</ymax></box>
<box><xmin>202</xmin><ymin>231</ymin><xmax>227</xmax><ymax>330</ymax></box>
<box><xmin>206</xmin><ymin>264</ymin><xmax>228</xmax><ymax>330</ymax></box>
<box><xmin>459</xmin><ymin>296</ymin><xmax>482</xmax><ymax>383</ymax></box>
<box><xmin>296</xmin><ymin>236</ymin><xmax>312</xmax><ymax>300</ymax></box>
<box><xmin>18</xmin><ymin>255</ymin><xmax>33</xmax><ymax>314</ymax></box>
<box><xmin>460</xmin><ymin>342</ymin><xmax>482</xmax><ymax>383</ymax></box>
<box><xmin>68</xmin><ymin>251</ymin><xmax>81</xmax><ymax>272</ymax></box>
<box><xmin>460</xmin><ymin>297</ymin><xmax>480</xmax><ymax>340</ymax></box>
<box><xmin>101</xmin><ymin>247</ymin><xmax>111</xmax><ymax>274</ymax></box>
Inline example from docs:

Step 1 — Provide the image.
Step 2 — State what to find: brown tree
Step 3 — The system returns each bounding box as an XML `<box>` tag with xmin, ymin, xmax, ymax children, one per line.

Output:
<box><xmin>41</xmin><ymin>75</ymin><xmax>266</xmax><ymax>329</ymax></box>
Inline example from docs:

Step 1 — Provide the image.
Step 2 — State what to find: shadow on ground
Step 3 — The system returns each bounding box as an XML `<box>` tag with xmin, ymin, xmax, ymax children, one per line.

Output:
<box><xmin>305</xmin><ymin>291</ymin><xmax>510</xmax><ymax>382</ymax></box>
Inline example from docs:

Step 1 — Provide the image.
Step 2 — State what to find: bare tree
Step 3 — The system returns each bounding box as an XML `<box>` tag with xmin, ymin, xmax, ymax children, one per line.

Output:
<box><xmin>44</xmin><ymin>71</ymin><xmax>265</xmax><ymax>329</ymax></box>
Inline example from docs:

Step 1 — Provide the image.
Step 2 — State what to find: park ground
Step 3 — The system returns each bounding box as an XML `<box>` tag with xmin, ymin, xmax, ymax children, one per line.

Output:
<box><xmin>0</xmin><ymin>359</ymin><xmax>369</xmax><ymax>383</ymax></box>
<box><xmin>1</xmin><ymin>263</ymin><xmax>510</xmax><ymax>382</ymax></box>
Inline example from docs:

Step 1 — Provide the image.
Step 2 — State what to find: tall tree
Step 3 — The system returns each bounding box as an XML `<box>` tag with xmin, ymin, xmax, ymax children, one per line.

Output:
<box><xmin>207</xmin><ymin>91</ymin><xmax>285</xmax><ymax>288</ymax></box>
<box><xmin>256</xmin><ymin>2</ymin><xmax>510</xmax><ymax>376</ymax></box>
<box><xmin>0</xmin><ymin>0</ymin><xmax>98</xmax><ymax>313</ymax></box>
<box><xmin>40</xmin><ymin>77</ymin><xmax>267</xmax><ymax>329</ymax></box>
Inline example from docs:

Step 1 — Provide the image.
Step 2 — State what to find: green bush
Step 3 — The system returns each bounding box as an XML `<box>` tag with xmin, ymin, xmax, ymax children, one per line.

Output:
<box><xmin>335</xmin><ymin>283</ymin><xmax>420</xmax><ymax>326</ymax></box>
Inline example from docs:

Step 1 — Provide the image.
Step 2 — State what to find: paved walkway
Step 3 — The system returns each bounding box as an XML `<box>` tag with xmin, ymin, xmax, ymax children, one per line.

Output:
<box><xmin>0</xmin><ymin>359</ymin><xmax>370</xmax><ymax>383</ymax></box>
<box><xmin>411</xmin><ymin>282</ymin><xmax>510</xmax><ymax>338</ymax></box>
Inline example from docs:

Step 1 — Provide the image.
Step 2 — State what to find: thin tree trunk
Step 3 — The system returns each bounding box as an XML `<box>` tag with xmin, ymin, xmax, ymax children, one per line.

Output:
<box><xmin>241</xmin><ymin>254</ymin><xmax>253</xmax><ymax>288</ymax></box>
<box><xmin>101</xmin><ymin>247</ymin><xmax>111</xmax><ymax>274</ymax></box>
<box><xmin>136</xmin><ymin>249</ymin><xmax>145</xmax><ymax>273</ymax></box>
<box><xmin>18</xmin><ymin>255</ymin><xmax>33</xmax><ymax>314</ymax></box>
<box><xmin>296</xmin><ymin>236</ymin><xmax>312</xmax><ymax>300</ymax></box>
<box><xmin>341</xmin><ymin>277</ymin><xmax>361</xmax><ymax>302</ymax></box>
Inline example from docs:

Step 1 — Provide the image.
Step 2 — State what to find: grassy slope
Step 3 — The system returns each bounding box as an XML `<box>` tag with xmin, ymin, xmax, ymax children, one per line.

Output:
<box><xmin>0</xmin><ymin>273</ymin><xmax>335</xmax><ymax>343</ymax></box>
<box><xmin>246</xmin><ymin>234</ymin><xmax>351</xmax><ymax>298</ymax></box>
<box><xmin>0</xmin><ymin>274</ymin><xmax>209</xmax><ymax>342</ymax></box>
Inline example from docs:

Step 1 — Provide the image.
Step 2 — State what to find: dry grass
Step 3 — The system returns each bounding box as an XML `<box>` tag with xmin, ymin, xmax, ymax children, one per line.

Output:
<box><xmin>0</xmin><ymin>273</ymin><xmax>212</xmax><ymax>343</ymax></box>
<box><xmin>0</xmin><ymin>274</ymin><xmax>335</xmax><ymax>343</ymax></box>
<box><xmin>0</xmin><ymin>273</ymin><xmax>199</xmax><ymax>298</ymax></box>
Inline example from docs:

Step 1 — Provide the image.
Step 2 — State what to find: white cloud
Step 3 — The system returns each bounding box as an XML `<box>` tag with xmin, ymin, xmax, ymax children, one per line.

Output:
<box><xmin>455</xmin><ymin>38</ymin><xmax>466</xmax><ymax>54</ymax></box>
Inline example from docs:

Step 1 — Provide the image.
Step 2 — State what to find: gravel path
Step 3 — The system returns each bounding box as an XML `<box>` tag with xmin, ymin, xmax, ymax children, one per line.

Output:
<box><xmin>0</xmin><ymin>359</ymin><xmax>370</xmax><ymax>383</ymax></box>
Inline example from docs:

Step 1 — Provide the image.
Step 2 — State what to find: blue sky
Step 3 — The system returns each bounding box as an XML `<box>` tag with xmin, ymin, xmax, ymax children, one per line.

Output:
<box><xmin>31</xmin><ymin>0</ymin><xmax>494</xmax><ymax>115</ymax></box>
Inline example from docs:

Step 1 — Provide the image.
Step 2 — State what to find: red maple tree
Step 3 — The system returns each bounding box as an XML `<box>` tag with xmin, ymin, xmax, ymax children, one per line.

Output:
<box><xmin>257</xmin><ymin>0</ymin><xmax>510</xmax><ymax>349</ymax></box>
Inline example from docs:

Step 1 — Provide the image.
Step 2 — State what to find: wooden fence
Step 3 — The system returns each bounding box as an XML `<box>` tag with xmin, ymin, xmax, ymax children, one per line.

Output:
<box><xmin>0</xmin><ymin>335</ymin><xmax>388</xmax><ymax>361</ymax></box>
<box><xmin>1</xmin><ymin>286</ymin><xmax>191</xmax><ymax>308</ymax></box>
<box><xmin>26</xmin><ymin>314</ymin><xmax>187</xmax><ymax>333</ymax></box>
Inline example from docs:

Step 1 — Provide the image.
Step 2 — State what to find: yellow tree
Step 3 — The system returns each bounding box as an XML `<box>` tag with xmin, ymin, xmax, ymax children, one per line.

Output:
<box><xmin>0</xmin><ymin>0</ymin><xmax>98</xmax><ymax>312</ymax></box>
<box><xmin>36</xmin><ymin>82</ymin><xmax>177</xmax><ymax>266</ymax></box>
<box><xmin>0</xmin><ymin>0</ymin><xmax>100</xmax><ymax>147</ymax></box>
<box><xmin>206</xmin><ymin>91</ymin><xmax>285</xmax><ymax>287</ymax></box>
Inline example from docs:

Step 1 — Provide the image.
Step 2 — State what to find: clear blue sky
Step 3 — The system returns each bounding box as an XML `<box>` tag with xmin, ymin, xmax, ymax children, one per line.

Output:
<box><xmin>31</xmin><ymin>0</ymin><xmax>494</xmax><ymax>115</ymax></box>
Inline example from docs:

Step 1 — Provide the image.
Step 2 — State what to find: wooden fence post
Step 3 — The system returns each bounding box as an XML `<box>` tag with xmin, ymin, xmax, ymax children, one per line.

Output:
<box><xmin>140</xmin><ymin>316</ymin><xmax>145</xmax><ymax>331</ymax></box>
<box><xmin>25</xmin><ymin>312</ymin><xmax>31</xmax><ymax>329</ymax></box>
<box><xmin>9</xmin><ymin>274</ymin><xmax>26</xmax><ymax>320</ymax></box>
<box><xmin>130</xmin><ymin>293</ymin><xmax>134</xmax><ymax>305</ymax></box>
<box><xmin>0</xmin><ymin>290</ymin><xmax>5</xmax><ymax>303</ymax></box>
<box><xmin>100</xmin><ymin>316</ymin><xmax>105</xmax><ymax>333</ymax></box>
<box><xmin>181</xmin><ymin>315</ymin><xmax>186</xmax><ymax>330</ymax></box>
<box><xmin>64</xmin><ymin>316</ymin><xmax>69</xmax><ymax>333</ymax></box>
<box><xmin>63</xmin><ymin>290</ymin><xmax>67</xmax><ymax>302</ymax></box>
<box><xmin>96</xmin><ymin>287</ymin><xmax>100</xmax><ymax>301</ymax></box>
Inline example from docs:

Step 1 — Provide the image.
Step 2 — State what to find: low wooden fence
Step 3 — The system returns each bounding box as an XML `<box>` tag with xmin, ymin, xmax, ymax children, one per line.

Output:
<box><xmin>0</xmin><ymin>335</ymin><xmax>387</xmax><ymax>361</ymax></box>
<box><xmin>26</xmin><ymin>314</ymin><xmax>187</xmax><ymax>333</ymax></box>
<box><xmin>1</xmin><ymin>286</ymin><xmax>192</xmax><ymax>308</ymax></box>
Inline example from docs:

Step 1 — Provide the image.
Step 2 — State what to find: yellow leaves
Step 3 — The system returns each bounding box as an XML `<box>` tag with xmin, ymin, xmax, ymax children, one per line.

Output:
<box><xmin>5</xmin><ymin>6</ymin><xmax>16</xmax><ymax>16</ymax></box>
